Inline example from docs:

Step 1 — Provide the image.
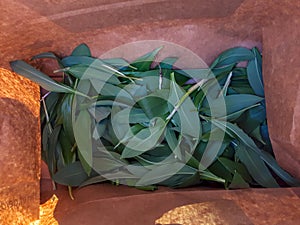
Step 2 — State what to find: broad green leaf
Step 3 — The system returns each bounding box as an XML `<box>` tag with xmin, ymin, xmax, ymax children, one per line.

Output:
<box><xmin>229</xmin><ymin>171</ymin><xmax>250</xmax><ymax>189</ymax></box>
<box><xmin>199</xmin><ymin>141</ymin><xmax>228</xmax><ymax>170</ymax></box>
<box><xmin>79</xmin><ymin>175</ymin><xmax>107</xmax><ymax>187</ymax></box>
<box><xmin>158</xmin><ymin>57</ymin><xmax>178</xmax><ymax>69</ymax></box>
<box><xmin>121</xmin><ymin>117</ymin><xmax>166</xmax><ymax>158</ymax></box>
<box><xmin>168</xmin><ymin>73</ymin><xmax>201</xmax><ymax>138</ymax></box>
<box><xmin>259</xmin><ymin>150</ymin><xmax>300</xmax><ymax>186</ymax></box>
<box><xmin>67</xmin><ymin>65</ymin><xmax>120</xmax><ymax>85</ymax></box>
<box><xmin>10</xmin><ymin>60</ymin><xmax>77</xmax><ymax>94</ymax></box>
<box><xmin>219</xmin><ymin>103</ymin><xmax>260</xmax><ymax>122</ymax></box>
<box><xmin>201</xmin><ymin>94</ymin><xmax>263</xmax><ymax>118</ymax></box>
<box><xmin>48</xmin><ymin>125</ymin><xmax>62</xmax><ymax>176</ymax></box>
<box><xmin>61</xmin><ymin>94</ymin><xmax>75</xmax><ymax>144</ymax></box>
<box><xmin>175</xmin><ymin>69</ymin><xmax>211</xmax><ymax>80</ymax></box>
<box><xmin>130</xmin><ymin>47</ymin><xmax>162</xmax><ymax>71</ymax></box>
<box><xmin>137</xmin><ymin>96</ymin><xmax>169</xmax><ymax>119</ymax></box>
<box><xmin>247</xmin><ymin>47</ymin><xmax>264</xmax><ymax>96</ymax></box>
<box><xmin>129</xmin><ymin>108</ymin><xmax>150</xmax><ymax>123</ymax></box>
<box><xmin>236</xmin><ymin>144</ymin><xmax>279</xmax><ymax>187</ymax></box>
<box><xmin>74</xmin><ymin>109</ymin><xmax>93</xmax><ymax>175</ymax></box>
<box><xmin>102</xmin><ymin>58</ymin><xmax>130</xmax><ymax>69</ymax></box>
<box><xmin>159</xmin><ymin>165</ymin><xmax>198</xmax><ymax>187</ymax></box>
<box><xmin>211</xmin><ymin>64</ymin><xmax>235</xmax><ymax>78</ymax></box>
<box><xmin>208</xmin><ymin>161</ymin><xmax>233</xmax><ymax>187</ymax></box>
<box><xmin>199</xmin><ymin>170</ymin><xmax>225</xmax><ymax>183</ymax></box>
<box><xmin>125</xmin><ymin>162</ymin><xmax>149</xmax><ymax>175</ymax></box>
<box><xmin>92</xmin><ymin>119</ymin><xmax>107</xmax><ymax>139</ymax></box>
<box><xmin>93</xmin><ymin>156</ymin><xmax>126</xmax><ymax>173</ymax></box>
<box><xmin>136</xmin><ymin>162</ymin><xmax>188</xmax><ymax>186</ymax></box>
<box><xmin>237</xmin><ymin>105</ymin><xmax>266</xmax><ymax>133</ymax></box>
<box><xmin>62</xmin><ymin>55</ymin><xmax>97</xmax><ymax>67</ymax></box>
<box><xmin>71</xmin><ymin>43</ymin><xmax>91</xmax><ymax>57</ymax></box>
<box><xmin>31</xmin><ymin>52</ymin><xmax>61</xmax><ymax>63</ymax></box>
<box><xmin>210</xmin><ymin>47</ymin><xmax>254</xmax><ymax>69</ymax></box>
<box><xmin>53</xmin><ymin>161</ymin><xmax>89</xmax><ymax>186</ymax></box>
<box><xmin>208</xmin><ymin>118</ymin><xmax>300</xmax><ymax>186</ymax></box>
<box><xmin>41</xmin><ymin>124</ymin><xmax>50</xmax><ymax>162</ymax></box>
<box><xmin>165</xmin><ymin>126</ymin><xmax>183</xmax><ymax>160</ymax></box>
<box><xmin>218</xmin><ymin>157</ymin><xmax>252</xmax><ymax>182</ymax></box>
<box><xmin>88</xmin><ymin>106</ymin><xmax>111</xmax><ymax>123</ymax></box>
<box><xmin>249</xmin><ymin>125</ymin><xmax>266</xmax><ymax>144</ymax></box>
<box><xmin>59</xmin><ymin>128</ymin><xmax>76</xmax><ymax>165</ymax></box>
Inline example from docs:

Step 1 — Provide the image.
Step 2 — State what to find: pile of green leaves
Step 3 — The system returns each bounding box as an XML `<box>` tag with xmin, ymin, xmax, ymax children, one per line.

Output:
<box><xmin>10</xmin><ymin>44</ymin><xmax>300</xmax><ymax>191</ymax></box>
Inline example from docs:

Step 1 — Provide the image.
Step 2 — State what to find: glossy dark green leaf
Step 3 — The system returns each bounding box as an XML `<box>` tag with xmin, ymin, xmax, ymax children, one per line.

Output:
<box><xmin>259</xmin><ymin>150</ymin><xmax>300</xmax><ymax>186</ymax></box>
<box><xmin>61</xmin><ymin>94</ymin><xmax>75</xmax><ymax>144</ymax></box>
<box><xmin>208</xmin><ymin>161</ymin><xmax>233</xmax><ymax>187</ymax></box>
<box><xmin>218</xmin><ymin>157</ymin><xmax>252</xmax><ymax>182</ymax></box>
<box><xmin>199</xmin><ymin>170</ymin><xmax>225</xmax><ymax>183</ymax></box>
<box><xmin>59</xmin><ymin>128</ymin><xmax>76</xmax><ymax>165</ymax></box>
<box><xmin>219</xmin><ymin>103</ymin><xmax>260</xmax><ymax>122</ymax></box>
<box><xmin>31</xmin><ymin>52</ymin><xmax>61</xmax><ymax>63</ymax></box>
<box><xmin>236</xmin><ymin>144</ymin><xmax>279</xmax><ymax>187</ymax></box>
<box><xmin>238</xmin><ymin>105</ymin><xmax>266</xmax><ymax>133</ymax></box>
<box><xmin>229</xmin><ymin>171</ymin><xmax>250</xmax><ymax>189</ymax></box>
<box><xmin>53</xmin><ymin>161</ymin><xmax>89</xmax><ymax>186</ymax></box>
<box><xmin>208</xmin><ymin>118</ymin><xmax>300</xmax><ymax>186</ymax></box>
<box><xmin>10</xmin><ymin>60</ymin><xmax>76</xmax><ymax>93</ymax></box>
<box><xmin>48</xmin><ymin>125</ymin><xmax>62</xmax><ymax>176</ymax></box>
<box><xmin>202</xmin><ymin>94</ymin><xmax>263</xmax><ymax>118</ymax></box>
<box><xmin>71</xmin><ymin>43</ymin><xmax>92</xmax><ymax>57</ymax></box>
<box><xmin>62</xmin><ymin>55</ymin><xmax>96</xmax><ymax>67</ymax></box>
<box><xmin>129</xmin><ymin>47</ymin><xmax>162</xmax><ymax>71</ymax></box>
<box><xmin>247</xmin><ymin>47</ymin><xmax>264</xmax><ymax>96</ymax></box>
<box><xmin>210</xmin><ymin>47</ymin><xmax>254</xmax><ymax>69</ymax></box>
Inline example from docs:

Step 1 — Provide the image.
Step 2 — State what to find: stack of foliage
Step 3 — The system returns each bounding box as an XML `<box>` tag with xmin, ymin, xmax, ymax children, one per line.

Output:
<box><xmin>10</xmin><ymin>44</ymin><xmax>300</xmax><ymax>192</ymax></box>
